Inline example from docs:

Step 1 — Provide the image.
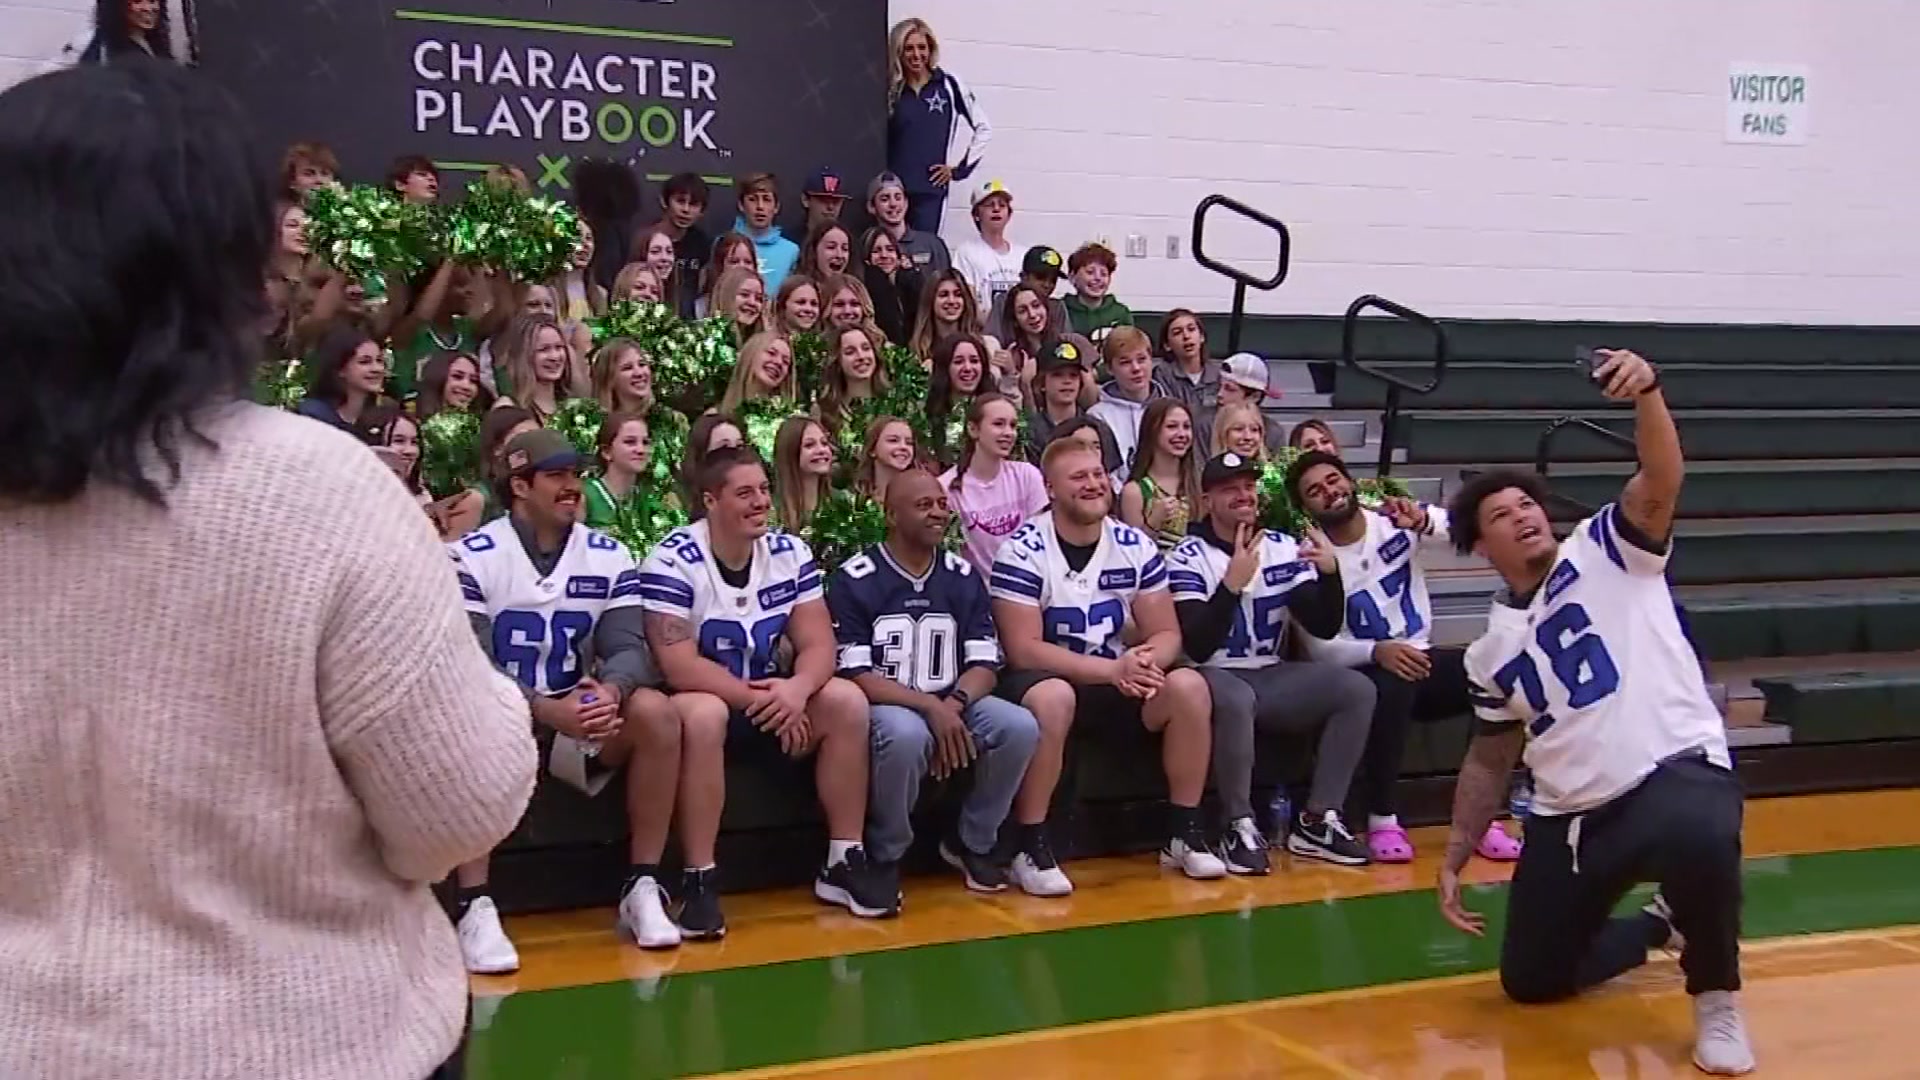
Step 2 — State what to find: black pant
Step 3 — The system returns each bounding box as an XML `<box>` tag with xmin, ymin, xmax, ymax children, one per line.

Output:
<box><xmin>1500</xmin><ymin>755</ymin><xmax>1744</xmax><ymax>1004</ymax></box>
<box><xmin>1354</xmin><ymin>648</ymin><xmax>1470</xmax><ymax>817</ymax></box>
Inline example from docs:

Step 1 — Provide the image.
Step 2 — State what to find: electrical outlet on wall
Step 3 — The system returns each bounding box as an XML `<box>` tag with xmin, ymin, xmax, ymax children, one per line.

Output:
<box><xmin>1126</xmin><ymin>234</ymin><xmax>1148</xmax><ymax>259</ymax></box>
<box><xmin>1166</xmin><ymin>235</ymin><xmax>1181</xmax><ymax>260</ymax></box>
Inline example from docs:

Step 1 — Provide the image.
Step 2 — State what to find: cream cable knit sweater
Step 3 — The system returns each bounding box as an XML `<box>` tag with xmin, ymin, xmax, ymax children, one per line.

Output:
<box><xmin>0</xmin><ymin>404</ymin><xmax>537</xmax><ymax>1080</ymax></box>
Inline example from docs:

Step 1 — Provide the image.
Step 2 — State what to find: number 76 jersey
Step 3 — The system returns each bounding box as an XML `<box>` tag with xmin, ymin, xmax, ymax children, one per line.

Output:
<box><xmin>1464</xmin><ymin>504</ymin><xmax>1729</xmax><ymax>816</ymax></box>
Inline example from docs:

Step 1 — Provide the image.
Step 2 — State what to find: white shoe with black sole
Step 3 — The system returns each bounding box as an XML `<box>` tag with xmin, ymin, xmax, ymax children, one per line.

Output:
<box><xmin>616</xmin><ymin>876</ymin><xmax>682</xmax><ymax>950</ymax></box>
<box><xmin>1285</xmin><ymin>809</ymin><xmax>1371</xmax><ymax>867</ymax></box>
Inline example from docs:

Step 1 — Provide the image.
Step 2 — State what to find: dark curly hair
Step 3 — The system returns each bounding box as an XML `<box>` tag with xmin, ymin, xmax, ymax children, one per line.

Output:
<box><xmin>1445</xmin><ymin>467</ymin><xmax>1551</xmax><ymax>557</ymax></box>
<box><xmin>0</xmin><ymin>60</ymin><xmax>272</xmax><ymax>505</ymax></box>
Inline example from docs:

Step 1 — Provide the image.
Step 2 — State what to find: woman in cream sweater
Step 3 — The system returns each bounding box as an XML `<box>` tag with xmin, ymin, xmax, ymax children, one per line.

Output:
<box><xmin>0</xmin><ymin>63</ymin><xmax>536</xmax><ymax>1080</ymax></box>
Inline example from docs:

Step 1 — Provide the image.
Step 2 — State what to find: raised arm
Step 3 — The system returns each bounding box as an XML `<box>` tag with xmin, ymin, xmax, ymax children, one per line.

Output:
<box><xmin>1601</xmin><ymin>349</ymin><xmax>1682</xmax><ymax>544</ymax></box>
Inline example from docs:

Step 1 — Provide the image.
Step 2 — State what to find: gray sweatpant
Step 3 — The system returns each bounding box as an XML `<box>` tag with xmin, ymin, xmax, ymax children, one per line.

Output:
<box><xmin>1201</xmin><ymin>663</ymin><xmax>1377</xmax><ymax>821</ymax></box>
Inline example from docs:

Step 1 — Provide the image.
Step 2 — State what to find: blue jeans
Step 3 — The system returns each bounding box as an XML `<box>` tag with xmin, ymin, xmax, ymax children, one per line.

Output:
<box><xmin>867</xmin><ymin>696</ymin><xmax>1041</xmax><ymax>862</ymax></box>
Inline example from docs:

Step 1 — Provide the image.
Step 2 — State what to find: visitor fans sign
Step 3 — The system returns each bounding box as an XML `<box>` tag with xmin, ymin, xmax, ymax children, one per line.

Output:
<box><xmin>196</xmin><ymin>0</ymin><xmax>886</xmax><ymax>192</ymax></box>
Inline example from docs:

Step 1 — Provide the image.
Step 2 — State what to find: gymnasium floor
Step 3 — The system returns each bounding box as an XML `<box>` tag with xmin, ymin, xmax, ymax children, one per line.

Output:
<box><xmin>466</xmin><ymin>790</ymin><xmax>1920</xmax><ymax>1078</ymax></box>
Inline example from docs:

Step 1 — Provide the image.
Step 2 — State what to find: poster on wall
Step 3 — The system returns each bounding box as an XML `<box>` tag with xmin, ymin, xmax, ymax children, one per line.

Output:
<box><xmin>195</xmin><ymin>0</ymin><xmax>887</xmax><ymax>207</ymax></box>
<box><xmin>1726</xmin><ymin>63</ymin><xmax>1810</xmax><ymax>145</ymax></box>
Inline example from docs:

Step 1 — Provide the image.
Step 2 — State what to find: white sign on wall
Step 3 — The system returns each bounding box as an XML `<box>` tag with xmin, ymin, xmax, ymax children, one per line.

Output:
<box><xmin>1727</xmin><ymin>64</ymin><xmax>1810</xmax><ymax>145</ymax></box>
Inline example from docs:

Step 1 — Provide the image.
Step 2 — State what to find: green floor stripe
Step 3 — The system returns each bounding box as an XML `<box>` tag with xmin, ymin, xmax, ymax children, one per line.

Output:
<box><xmin>468</xmin><ymin>845</ymin><xmax>1920</xmax><ymax>1079</ymax></box>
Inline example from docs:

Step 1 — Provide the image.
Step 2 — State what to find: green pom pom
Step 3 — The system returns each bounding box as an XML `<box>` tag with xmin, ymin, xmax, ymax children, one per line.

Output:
<box><xmin>804</xmin><ymin>488</ymin><xmax>889</xmax><ymax>575</ymax></box>
<box><xmin>547</xmin><ymin>397</ymin><xmax>605</xmax><ymax>461</ymax></box>
<box><xmin>655</xmin><ymin>315</ymin><xmax>738</xmax><ymax>417</ymax></box>
<box><xmin>446</xmin><ymin>182</ymin><xmax>582</xmax><ymax>283</ymax></box>
<box><xmin>419</xmin><ymin>410</ymin><xmax>483</xmax><ymax>499</ymax></box>
<box><xmin>790</xmin><ymin>331</ymin><xmax>829</xmax><ymax>405</ymax></box>
<box><xmin>590</xmin><ymin>298</ymin><xmax>683</xmax><ymax>353</ymax></box>
<box><xmin>1356</xmin><ymin>475</ymin><xmax>1410</xmax><ymax>508</ymax></box>
<box><xmin>606</xmin><ymin>485</ymin><xmax>688</xmax><ymax>561</ymax></box>
<box><xmin>645</xmin><ymin>406</ymin><xmax>691</xmax><ymax>490</ymax></box>
<box><xmin>255</xmin><ymin>356</ymin><xmax>307</xmax><ymax>410</ymax></box>
<box><xmin>736</xmin><ymin>397</ymin><xmax>796</xmax><ymax>463</ymax></box>
<box><xmin>1258</xmin><ymin>448</ymin><xmax>1311</xmax><ymax>536</ymax></box>
<box><xmin>304</xmin><ymin>184</ymin><xmax>441</xmax><ymax>293</ymax></box>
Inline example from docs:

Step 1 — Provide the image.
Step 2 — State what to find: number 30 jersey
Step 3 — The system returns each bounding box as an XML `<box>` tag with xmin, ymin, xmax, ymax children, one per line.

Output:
<box><xmin>451</xmin><ymin>516</ymin><xmax>642</xmax><ymax>695</ymax></box>
<box><xmin>827</xmin><ymin>544</ymin><xmax>1001</xmax><ymax>695</ymax></box>
<box><xmin>989</xmin><ymin>512</ymin><xmax>1166</xmax><ymax>660</ymax></box>
<box><xmin>637</xmin><ymin>520</ymin><xmax>822</xmax><ymax>682</ymax></box>
<box><xmin>1464</xmin><ymin>504</ymin><xmax>1729</xmax><ymax>816</ymax></box>
<box><xmin>1165</xmin><ymin>530</ymin><xmax>1317</xmax><ymax>669</ymax></box>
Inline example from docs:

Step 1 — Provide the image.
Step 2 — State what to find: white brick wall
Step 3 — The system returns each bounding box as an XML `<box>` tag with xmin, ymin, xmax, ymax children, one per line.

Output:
<box><xmin>0</xmin><ymin>0</ymin><xmax>89</xmax><ymax>90</ymax></box>
<box><xmin>895</xmin><ymin>0</ymin><xmax>1920</xmax><ymax>324</ymax></box>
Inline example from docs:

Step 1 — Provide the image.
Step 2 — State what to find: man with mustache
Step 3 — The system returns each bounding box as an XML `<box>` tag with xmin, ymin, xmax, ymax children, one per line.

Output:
<box><xmin>1439</xmin><ymin>349</ymin><xmax>1752</xmax><ymax>1075</ymax></box>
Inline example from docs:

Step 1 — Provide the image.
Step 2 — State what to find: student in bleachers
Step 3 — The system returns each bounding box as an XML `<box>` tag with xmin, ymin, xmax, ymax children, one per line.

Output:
<box><xmin>828</xmin><ymin>470</ymin><xmax>1041</xmax><ymax>894</ymax></box>
<box><xmin>859</xmin><ymin>227</ymin><xmax>925</xmax><ymax>348</ymax></box>
<box><xmin>820</xmin><ymin>272</ymin><xmax>880</xmax><ymax>333</ymax></box>
<box><xmin>613</xmin><ymin>263</ymin><xmax>666</xmax><ymax>305</ymax></box>
<box><xmin>389</xmin><ymin>262</ymin><xmax>513</xmax><ymax>400</ymax></box>
<box><xmin>658</xmin><ymin>173</ymin><xmax>712</xmax><ymax>300</ymax></box>
<box><xmin>296</xmin><ymin>323</ymin><xmax>388</xmax><ymax>442</ymax></box>
<box><xmin>1025</xmin><ymin>341</ymin><xmax>1122</xmax><ymax>478</ymax></box>
<box><xmin>868</xmin><ymin>171</ymin><xmax>952</xmax><ymax>275</ymax></box>
<box><xmin>711</xmin><ymin>266</ymin><xmax>770</xmax><ymax>346</ymax></box>
<box><xmin>1166</xmin><ymin>453</ymin><xmax>1375</xmax><ymax>872</ymax></box>
<box><xmin>495</xmin><ymin>313</ymin><xmax>583</xmax><ymax>426</ymax></box>
<box><xmin>1088</xmin><ymin>326</ymin><xmax>1161</xmax><ymax>478</ymax></box>
<box><xmin>1210</xmin><ymin>401</ymin><xmax>1271</xmax><ymax>461</ymax></box>
<box><xmin>857</xmin><ymin>416</ymin><xmax>920</xmax><ymax>504</ymax></box>
<box><xmin>999</xmin><ymin>280</ymin><xmax>1089</xmax><ymax>411</ymax></box>
<box><xmin>990</xmin><ymin>439</ymin><xmax>1224</xmax><ymax>895</ymax></box>
<box><xmin>1119</xmin><ymin>399</ymin><xmax>1203</xmax><ymax>551</ymax></box>
<box><xmin>718</xmin><ymin>332</ymin><xmax>797</xmax><ymax>414</ymax></box>
<box><xmin>910</xmin><ymin>269</ymin><xmax>1001</xmax><ymax>366</ymax></box>
<box><xmin>516</xmin><ymin>281</ymin><xmax>593</xmax><ymax>360</ymax></box>
<box><xmin>1290</xmin><ymin>417</ymin><xmax>1341</xmax><ymax>456</ymax></box>
<box><xmin>641</xmin><ymin>447</ymin><xmax>895</xmax><ymax>929</ymax></box>
<box><xmin>773</xmin><ymin>275</ymin><xmax>824</xmax><ymax>337</ymax></box>
<box><xmin>800</xmin><ymin>167</ymin><xmax>850</xmax><ymax>232</ymax></box>
<box><xmin>986</xmin><ymin>246</ymin><xmax>1072</xmax><ymax>340</ymax></box>
<box><xmin>584</xmin><ymin>411</ymin><xmax>659</xmax><ymax>529</ymax></box>
<box><xmin>682</xmin><ymin>413</ymin><xmax>746</xmax><ymax>519</ymax></box>
<box><xmin>927</xmin><ymin>332</ymin><xmax>990</xmax><ymax>463</ymax></box>
<box><xmin>366</xmin><ymin>405</ymin><xmax>430</xmax><ymax>510</ymax></box>
<box><xmin>452</xmin><ymin>429</ymin><xmax>688</xmax><ymax>962</ymax></box>
<box><xmin>389</xmin><ymin>154</ymin><xmax>440</xmax><ymax>205</ymax></box>
<box><xmin>590</xmin><ymin>338</ymin><xmax>655</xmax><ymax>415</ymax></box>
<box><xmin>280</xmin><ymin>140</ymin><xmax>338</xmax><ymax>200</ymax></box>
<box><xmin>772</xmin><ymin>416</ymin><xmax>835</xmax><ymax>531</ymax></box>
<box><xmin>887</xmin><ymin>17</ymin><xmax>991</xmax><ymax>234</ymax></box>
<box><xmin>629</xmin><ymin>224</ymin><xmax>688</xmax><ymax>317</ymax></box>
<box><xmin>1064</xmin><ymin>243</ymin><xmax>1135</xmax><ymax>346</ymax></box>
<box><xmin>798</xmin><ymin>221</ymin><xmax>854</xmax><ymax>281</ymax></box>
<box><xmin>817</xmin><ymin>324</ymin><xmax>892</xmax><ymax>438</ymax></box>
<box><xmin>417</xmin><ymin>351</ymin><xmax>494</xmax><ymax>421</ymax></box>
<box><xmin>941</xmin><ymin>393</ymin><xmax>1049</xmax><ymax>576</ymax></box>
<box><xmin>953</xmin><ymin>180</ymin><xmax>1025</xmax><ymax>322</ymax></box>
<box><xmin>733</xmin><ymin>171</ymin><xmax>799</xmax><ymax>293</ymax></box>
<box><xmin>1154</xmin><ymin>309</ymin><xmax>1224</xmax><ymax>452</ymax></box>
<box><xmin>696</xmin><ymin>232</ymin><xmax>758</xmax><ymax>317</ymax></box>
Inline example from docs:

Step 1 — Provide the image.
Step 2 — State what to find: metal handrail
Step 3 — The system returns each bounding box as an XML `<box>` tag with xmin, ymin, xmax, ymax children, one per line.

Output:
<box><xmin>1339</xmin><ymin>294</ymin><xmax>1449</xmax><ymax>479</ymax></box>
<box><xmin>1533</xmin><ymin>415</ymin><xmax>1636</xmax><ymax>516</ymax></box>
<box><xmin>1189</xmin><ymin>194</ymin><xmax>1291</xmax><ymax>354</ymax></box>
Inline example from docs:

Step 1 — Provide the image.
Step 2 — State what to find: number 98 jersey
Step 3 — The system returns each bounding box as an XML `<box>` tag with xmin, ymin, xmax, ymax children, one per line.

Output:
<box><xmin>989</xmin><ymin>511</ymin><xmax>1166</xmax><ymax>660</ymax></box>
<box><xmin>451</xmin><ymin>517</ymin><xmax>643</xmax><ymax>695</ymax></box>
<box><xmin>637</xmin><ymin>519</ymin><xmax>822</xmax><ymax>683</ymax></box>
<box><xmin>1165</xmin><ymin>530</ymin><xmax>1317</xmax><ymax>668</ymax></box>
<box><xmin>1464</xmin><ymin>504</ymin><xmax>1729</xmax><ymax>816</ymax></box>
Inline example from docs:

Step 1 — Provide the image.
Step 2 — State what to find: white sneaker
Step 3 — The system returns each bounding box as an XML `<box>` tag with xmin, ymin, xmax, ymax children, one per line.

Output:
<box><xmin>457</xmin><ymin>896</ymin><xmax>520</xmax><ymax>975</ymax></box>
<box><xmin>1692</xmin><ymin>990</ymin><xmax>1756</xmax><ymax>1075</ymax></box>
<box><xmin>1009</xmin><ymin>851</ymin><xmax>1074</xmax><ymax>897</ymax></box>
<box><xmin>1159</xmin><ymin>833</ymin><xmax>1229</xmax><ymax>880</ymax></box>
<box><xmin>616</xmin><ymin>876</ymin><xmax>683</xmax><ymax>951</ymax></box>
<box><xmin>1644</xmin><ymin>892</ymin><xmax>1684</xmax><ymax>957</ymax></box>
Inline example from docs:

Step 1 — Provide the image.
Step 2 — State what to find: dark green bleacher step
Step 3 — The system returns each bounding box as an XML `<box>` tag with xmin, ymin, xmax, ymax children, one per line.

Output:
<box><xmin>1681</xmin><ymin>584</ymin><xmax>1920</xmax><ymax>661</ymax></box>
<box><xmin>1662</xmin><ymin>516</ymin><xmax>1920</xmax><ymax>586</ymax></box>
<box><xmin>1539</xmin><ymin>460</ymin><xmax>1920</xmax><ymax>518</ymax></box>
<box><xmin>1399</xmin><ymin>409</ymin><xmax>1920</xmax><ymax>463</ymax></box>
<box><xmin>1755</xmin><ymin>669</ymin><xmax>1920</xmax><ymax>744</ymax></box>
<box><xmin>1334</xmin><ymin>363</ymin><xmax>1920</xmax><ymax>411</ymax></box>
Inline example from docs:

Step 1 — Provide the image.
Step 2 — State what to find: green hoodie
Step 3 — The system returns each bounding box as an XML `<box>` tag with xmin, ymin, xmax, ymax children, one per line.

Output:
<box><xmin>1064</xmin><ymin>293</ymin><xmax>1135</xmax><ymax>343</ymax></box>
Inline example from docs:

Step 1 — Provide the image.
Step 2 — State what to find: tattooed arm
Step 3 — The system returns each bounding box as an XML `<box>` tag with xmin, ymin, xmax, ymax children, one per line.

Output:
<box><xmin>1437</xmin><ymin>724</ymin><xmax>1525</xmax><ymax>935</ymax></box>
<box><xmin>642</xmin><ymin>610</ymin><xmax>758</xmax><ymax>710</ymax></box>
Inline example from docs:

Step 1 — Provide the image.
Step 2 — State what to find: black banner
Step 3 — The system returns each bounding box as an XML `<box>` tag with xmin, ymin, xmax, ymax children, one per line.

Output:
<box><xmin>197</xmin><ymin>0</ymin><xmax>887</xmax><ymax>212</ymax></box>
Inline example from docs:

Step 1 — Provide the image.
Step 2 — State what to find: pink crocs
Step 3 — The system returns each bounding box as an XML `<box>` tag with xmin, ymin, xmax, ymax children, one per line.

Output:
<box><xmin>1367</xmin><ymin>824</ymin><xmax>1415</xmax><ymax>864</ymax></box>
<box><xmin>1476</xmin><ymin>822</ymin><xmax>1523</xmax><ymax>861</ymax></box>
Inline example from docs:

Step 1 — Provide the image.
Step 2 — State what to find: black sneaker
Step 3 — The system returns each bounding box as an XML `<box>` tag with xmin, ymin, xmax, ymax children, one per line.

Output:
<box><xmin>676</xmin><ymin>867</ymin><xmax>727</xmax><ymax>941</ymax></box>
<box><xmin>814</xmin><ymin>846</ymin><xmax>901</xmax><ymax>919</ymax></box>
<box><xmin>940</xmin><ymin>832</ymin><xmax>1009</xmax><ymax>893</ymax></box>
<box><xmin>1286</xmin><ymin>808</ymin><xmax>1371</xmax><ymax>867</ymax></box>
<box><xmin>1217</xmin><ymin>816</ymin><xmax>1272</xmax><ymax>876</ymax></box>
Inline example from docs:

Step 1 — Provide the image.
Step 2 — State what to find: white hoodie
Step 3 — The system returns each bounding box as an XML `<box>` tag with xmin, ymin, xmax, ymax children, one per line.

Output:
<box><xmin>1087</xmin><ymin>383</ymin><xmax>1154</xmax><ymax>478</ymax></box>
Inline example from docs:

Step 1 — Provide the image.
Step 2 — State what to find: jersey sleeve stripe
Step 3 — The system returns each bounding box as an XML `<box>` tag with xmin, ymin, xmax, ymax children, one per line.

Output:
<box><xmin>838</xmin><ymin>643</ymin><xmax>874</xmax><ymax>672</ymax></box>
<box><xmin>1588</xmin><ymin>511</ymin><xmax>1628</xmax><ymax>572</ymax></box>
<box><xmin>1168</xmin><ymin>570</ymin><xmax>1209</xmax><ymax>597</ymax></box>
<box><xmin>456</xmin><ymin>572</ymin><xmax>485</xmax><ymax>604</ymax></box>
<box><xmin>1139</xmin><ymin>554</ymin><xmax>1168</xmax><ymax>589</ymax></box>
<box><xmin>992</xmin><ymin>563</ymin><xmax>1045</xmax><ymax>592</ymax></box>
<box><xmin>990</xmin><ymin>570</ymin><xmax>1044</xmax><ymax>600</ymax></box>
<box><xmin>1469</xmin><ymin>690</ymin><xmax>1508</xmax><ymax>710</ymax></box>
<box><xmin>797</xmin><ymin>573</ymin><xmax>823</xmax><ymax>594</ymax></box>
<box><xmin>636</xmin><ymin>572</ymin><xmax>695</xmax><ymax>604</ymax></box>
<box><xmin>610</xmin><ymin>569</ymin><xmax>645</xmax><ymax>599</ymax></box>
<box><xmin>963</xmin><ymin>639</ymin><xmax>1001</xmax><ymax>665</ymax></box>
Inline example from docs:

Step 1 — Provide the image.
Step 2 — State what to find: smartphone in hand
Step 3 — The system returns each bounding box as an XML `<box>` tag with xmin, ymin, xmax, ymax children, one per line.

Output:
<box><xmin>1573</xmin><ymin>346</ymin><xmax>1609</xmax><ymax>385</ymax></box>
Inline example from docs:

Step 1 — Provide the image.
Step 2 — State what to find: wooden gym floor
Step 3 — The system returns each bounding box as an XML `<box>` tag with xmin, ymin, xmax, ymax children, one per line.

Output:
<box><xmin>465</xmin><ymin>789</ymin><xmax>1920</xmax><ymax>1078</ymax></box>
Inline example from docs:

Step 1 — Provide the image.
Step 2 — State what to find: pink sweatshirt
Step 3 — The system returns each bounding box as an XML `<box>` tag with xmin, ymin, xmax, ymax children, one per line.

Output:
<box><xmin>941</xmin><ymin>459</ymin><xmax>1050</xmax><ymax>575</ymax></box>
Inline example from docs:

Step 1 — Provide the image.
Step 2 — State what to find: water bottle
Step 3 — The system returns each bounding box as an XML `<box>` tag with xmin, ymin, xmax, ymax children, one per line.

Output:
<box><xmin>1265</xmin><ymin>789</ymin><xmax>1293</xmax><ymax>848</ymax></box>
<box><xmin>1508</xmin><ymin>769</ymin><xmax>1532</xmax><ymax>819</ymax></box>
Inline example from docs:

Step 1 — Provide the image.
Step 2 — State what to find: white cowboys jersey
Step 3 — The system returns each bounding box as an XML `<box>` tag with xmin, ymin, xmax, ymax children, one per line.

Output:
<box><xmin>989</xmin><ymin>512</ymin><xmax>1167</xmax><ymax>660</ymax></box>
<box><xmin>1304</xmin><ymin>506</ymin><xmax>1448</xmax><ymax>666</ymax></box>
<box><xmin>828</xmin><ymin>544</ymin><xmax>1001</xmax><ymax>695</ymax></box>
<box><xmin>452</xmin><ymin>516</ymin><xmax>642</xmax><ymax>695</ymax></box>
<box><xmin>1465</xmin><ymin>503</ymin><xmax>1729</xmax><ymax>817</ymax></box>
<box><xmin>637</xmin><ymin>520</ymin><xmax>823</xmax><ymax>682</ymax></box>
<box><xmin>1165</xmin><ymin>529</ymin><xmax>1318</xmax><ymax>669</ymax></box>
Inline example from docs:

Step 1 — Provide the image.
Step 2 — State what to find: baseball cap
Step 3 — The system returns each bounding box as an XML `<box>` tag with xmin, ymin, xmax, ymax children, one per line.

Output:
<box><xmin>971</xmin><ymin>179</ymin><xmax>1012</xmax><ymax>209</ymax></box>
<box><xmin>1223</xmin><ymin>352</ymin><xmax>1282</xmax><ymax>399</ymax></box>
<box><xmin>866</xmin><ymin>171</ymin><xmax>906</xmax><ymax>202</ymax></box>
<box><xmin>1201</xmin><ymin>451</ymin><xmax>1263</xmax><ymax>490</ymax></box>
<box><xmin>1036</xmin><ymin>338</ymin><xmax>1088</xmax><ymax>375</ymax></box>
<box><xmin>803</xmin><ymin>167</ymin><xmax>847</xmax><ymax>199</ymax></box>
<box><xmin>502</xmin><ymin>429</ymin><xmax>583</xmax><ymax>476</ymax></box>
<box><xmin>1023</xmin><ymin>245</ymin><xmax>1066</xmax><ymax>279</ymax></box>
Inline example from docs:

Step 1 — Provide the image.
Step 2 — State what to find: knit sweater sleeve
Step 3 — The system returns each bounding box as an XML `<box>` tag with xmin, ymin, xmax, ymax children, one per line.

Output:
<box><xmin>316</xmin><ymin>455</ymin><xmax>537</xmax><ymax>883</ymax></box>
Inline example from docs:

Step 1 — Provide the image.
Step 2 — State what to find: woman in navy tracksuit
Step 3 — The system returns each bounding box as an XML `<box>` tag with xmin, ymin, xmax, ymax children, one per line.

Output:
<box><xmin>887</xmin><ymin>18</ymin><xmax>992</xmax><ymax>236</ymax></box>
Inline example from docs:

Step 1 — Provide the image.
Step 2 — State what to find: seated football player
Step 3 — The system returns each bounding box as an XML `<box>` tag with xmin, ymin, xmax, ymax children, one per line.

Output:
<box><xmin>827</xmin><ymin>469</ymin><xmax>1041</xmax><ymax>893</ymax></box>
<box><xmin>450</xmin><ymin>429</ymin><xmax>686</xmax><ymax>971</ymax></box>
<box><xmin>989</xmin><ymin>438</ymin><xmax>1225</xmax><ymax>897</ymax></box>
<box><xmin>1167</xmin><ymin>452</ymin><xmax>1374</xmax><ymax>871</ymax></box>
<box><xmin>640</xmin><ymin>446</ymin><xmax>894</xmax><ymax>932</ymax></box>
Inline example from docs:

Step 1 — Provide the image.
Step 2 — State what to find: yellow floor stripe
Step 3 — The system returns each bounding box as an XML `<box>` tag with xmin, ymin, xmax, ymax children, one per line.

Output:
<box><xmin>1224</xmin><ymin>1017</ymin><xmax>1378</xmax><ymax>1080</ymax></box>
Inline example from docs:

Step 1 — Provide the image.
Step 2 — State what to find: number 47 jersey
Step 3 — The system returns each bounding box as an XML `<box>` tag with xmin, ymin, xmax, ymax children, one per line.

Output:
<box><xmin>1464</xmin><ymin>503</ymin><xmax>1729</xmax><ymax>817</ymax></box>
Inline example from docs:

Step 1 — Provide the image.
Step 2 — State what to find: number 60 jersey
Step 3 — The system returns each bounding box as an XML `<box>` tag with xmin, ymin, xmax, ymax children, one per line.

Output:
<box><xmin>1465</xmin><ymin>503</ymin><xmax>1729</xmax><ymax>817</ymax></box>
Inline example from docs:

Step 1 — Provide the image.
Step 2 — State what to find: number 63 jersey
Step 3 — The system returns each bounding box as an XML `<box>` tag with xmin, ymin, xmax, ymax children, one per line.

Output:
<box><xmin>1464</xmin><ymin>503</ymin><xmax>1729</xmax><ymax>817</ymax></box>
<box><xmin>989</xmin><ymin>512</ymin><xmax>1166</xmax><ymax>660</ymax></box>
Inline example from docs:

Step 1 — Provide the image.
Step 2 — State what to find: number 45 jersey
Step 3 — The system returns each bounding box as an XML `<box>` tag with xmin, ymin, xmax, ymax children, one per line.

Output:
<box><xmin>451</xmin><ymin>516</ymin><xmax>643</xmax><ymax>695</ymax></box>
<box><xmin>1465</xmin><ymin>503</ymin><xmax>1729</xmax><ymax>817</ymax></box>
<box><xmin>827</xmin><ymin>544</ymin><xmax>1001</xmax><ymax>695</ymax></box>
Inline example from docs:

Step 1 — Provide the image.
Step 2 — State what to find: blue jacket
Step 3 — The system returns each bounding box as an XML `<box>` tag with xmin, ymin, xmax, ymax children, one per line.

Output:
<box><xmin>734</xmin><ymin>215</ymin><xmax>799</xmax><ymax>294</ymax></box>
<box><xmin>888</xmin><ymin>68</ymin><xmax>992</xmax><ymax>197</ymax></box>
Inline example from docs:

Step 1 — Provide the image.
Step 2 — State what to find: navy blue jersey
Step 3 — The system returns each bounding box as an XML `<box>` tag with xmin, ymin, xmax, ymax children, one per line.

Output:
<box><xmin>828</xmin><ymin>543</ymin><xmax>1001</xmax><ymax>695</ymax></box>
